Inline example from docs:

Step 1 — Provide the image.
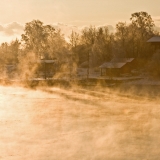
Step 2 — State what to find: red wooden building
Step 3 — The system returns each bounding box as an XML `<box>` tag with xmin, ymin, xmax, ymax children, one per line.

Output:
<box><xmin>99</xmin><ymin>58</ymin><xmax>136</xmax><ymax>76</ymax></box>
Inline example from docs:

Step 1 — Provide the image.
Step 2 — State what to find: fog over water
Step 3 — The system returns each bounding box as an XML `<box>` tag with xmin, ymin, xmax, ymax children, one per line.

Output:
<box><xmin>0</xmin><ymin>85</ymin><xmax>160</xmax><ymax>160</ymax></box>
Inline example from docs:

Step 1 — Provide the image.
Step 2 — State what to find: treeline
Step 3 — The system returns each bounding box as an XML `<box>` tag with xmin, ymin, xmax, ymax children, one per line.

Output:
<box><xmin>0</xmin><ymin>11</ymin><xmax>159</xmax><ymax>78</ymax></box>
<box><xmin>71</xmin><ymin>11</ymin><xmax>157</xmax><ymax>68</ymax></box>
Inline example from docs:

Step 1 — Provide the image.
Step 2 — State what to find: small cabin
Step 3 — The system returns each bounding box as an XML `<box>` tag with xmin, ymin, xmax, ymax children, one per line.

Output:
<box><xmin>99</xmin><ymin>58</ymin><xmax>136</xmax><ymax>76</ymax></box>
<box><xmin>36</xmin><ymin>59</ymin><xmax>58</xmax><ymax>79</ymax></box>
<box><xmin>99</xmin><ymin>62</ymin><xmax>127</xmax><ymax>76</ymax></box>
<box><xmin>147</xmin><ymin>36</ymin><xmax>160</xmax><ymax>50</ymax></box>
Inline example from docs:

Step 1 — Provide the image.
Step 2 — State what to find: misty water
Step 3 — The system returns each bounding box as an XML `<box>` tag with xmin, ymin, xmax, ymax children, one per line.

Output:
<box><xmin>0</xmin><ymin>85</ymin><xmax>160</xmax><ymax>160</ymax></box>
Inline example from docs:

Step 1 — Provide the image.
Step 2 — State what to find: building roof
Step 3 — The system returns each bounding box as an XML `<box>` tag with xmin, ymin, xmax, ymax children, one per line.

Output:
<box><xmin>147</xmin><ymin>36</ymin><xmax>160</xmax><ymax>43</ymax></box>
<box><xmin>79</xmin><ymin>61</ymin><xmax>89</xmax><ymax>68</ymax></box>
<box><xmin>99</xmin><ymin>62</ymin><xmax>127</xmax><ymax>69</ymax></box>
<box><xmin>111</xmin><ymin>58</ymin><xmax>134</xmax><ymax>63</ymax></box>
<box><xmin>37</xmin><ymin>60</ymin><xmax>57</xmax><ymax>63</ymax></box>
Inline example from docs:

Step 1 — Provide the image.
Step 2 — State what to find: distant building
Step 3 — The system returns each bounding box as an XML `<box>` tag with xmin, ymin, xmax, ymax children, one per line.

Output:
<box><xmin>99</xmin><ymin>58</ymin><xmax>136</xmax><ymax>76</ymax></box>
<box><xmin>147</xmin><ymin>36</ymin><xmax>160</xmax><ymax>50</ymax></box>
<box><xmin>79</xmin><ymin>61</ymin><xmax>89</xmax><ymax>68</ymax></box>
<box><xmin>36</xmin><ymin>59</ymin><xmax>58</xmax><ymax>79</ymax></box>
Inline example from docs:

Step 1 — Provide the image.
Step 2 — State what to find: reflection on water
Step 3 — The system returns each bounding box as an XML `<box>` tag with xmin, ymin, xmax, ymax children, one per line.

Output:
<box><xmin>0</xmin><ymin>85</ymin><xmax>160</xmax><ymax>160</ymax></box>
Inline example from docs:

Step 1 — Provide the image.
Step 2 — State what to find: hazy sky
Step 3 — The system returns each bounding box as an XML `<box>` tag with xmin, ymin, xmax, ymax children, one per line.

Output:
<box><xmin>0</xmin><ymin>0</ymin><xmax>159</xmax><ymax>43</ymax></box>
<box><xmin>0</xmin><ymin>0</ymin><xmax>160</xmax><ymax>26</ymax></box>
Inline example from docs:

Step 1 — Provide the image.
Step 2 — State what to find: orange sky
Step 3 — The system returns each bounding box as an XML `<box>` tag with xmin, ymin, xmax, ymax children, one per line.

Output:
<box><xmin>0</xmin><ymin>0</ymin><xmax>159</xmax><ymax>26</ymax></box>
<box><xmin>0</xmin><ymin>0</ymin><xmax>159</xmax><ymax>43</ymax></box>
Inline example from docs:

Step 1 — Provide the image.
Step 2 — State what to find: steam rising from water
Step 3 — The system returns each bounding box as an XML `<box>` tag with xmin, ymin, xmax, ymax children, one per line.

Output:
<box><xmin>0</xmin><ymin>85</ymin><xmax>160</xmax><ymax>160</ymax></box>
